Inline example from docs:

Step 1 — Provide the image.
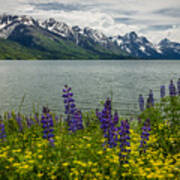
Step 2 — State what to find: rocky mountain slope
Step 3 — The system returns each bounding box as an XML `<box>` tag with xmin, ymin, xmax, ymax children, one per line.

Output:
<box><xmin>0</xmin><ymin>15</ymin><xmax>179</xmax><ymax>60</ymax></box>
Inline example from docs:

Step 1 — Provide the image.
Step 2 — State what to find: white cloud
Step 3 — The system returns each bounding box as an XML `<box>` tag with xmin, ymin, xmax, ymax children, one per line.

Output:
<box><xmin>0</xmin><ymin>0</ymin><xmax>180</xmax><ymax>43</ymax></box>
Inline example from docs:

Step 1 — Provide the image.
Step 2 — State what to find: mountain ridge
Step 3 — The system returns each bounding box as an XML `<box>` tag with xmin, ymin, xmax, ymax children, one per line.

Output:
<box><xmin>0</xmin><ymin>14</ymin><xmax>179</xmax><ymax>60</ymax></box>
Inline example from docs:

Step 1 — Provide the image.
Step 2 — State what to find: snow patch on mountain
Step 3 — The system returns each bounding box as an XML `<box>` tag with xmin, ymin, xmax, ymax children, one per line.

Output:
<box><xmin>154</xmin><ymin>45</ymin><xmax>162</xmax><ymax>54</ymax></box>
<box><xmin>83</xmin><ymin>27</ymin><xmax>109</xmax><ymax>45</ymax></box>
<box><xmin>40</xmin><ymin>18</ymin><xmax>74</xmax><ymax>38</ymax></box>
<box><xmin>139</xmin><ymin>46</ymin><xmax>145</xmax><ymax>52</ymax></box>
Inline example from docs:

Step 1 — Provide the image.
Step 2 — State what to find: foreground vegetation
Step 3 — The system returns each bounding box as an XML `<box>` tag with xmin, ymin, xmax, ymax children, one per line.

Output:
<box><xmin>0</xmin><ymin>81</ymin><xmax>180</xmax><ymax>180</ymax></box>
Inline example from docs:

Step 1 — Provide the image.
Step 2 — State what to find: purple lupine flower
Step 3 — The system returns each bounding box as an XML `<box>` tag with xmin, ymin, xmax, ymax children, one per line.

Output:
<box><xmin>67</xmin><ymin>109</ymin><xmax>84</xmax><ymax>132</ymax></box>
<box><xmin>146</xmin><ymin>89</ymin><xmax>154</xmax><ymax>108</ymax></box>
<box><xmin>16</xmin><ymin>113</ymin><xmax>23</xmax><ymax>132</ymax></box>
<box><xmin>118</xmin><ymin>120</ymin><xmax>130</xmax><ymax>163</ymax></box>
<box><xmin>106</xmin><ymin>120</ymin><xmax>119</xmax><ymax>148</ymax></box>
<box><xmin>109</xmin><ymin>111</ymin><xmax>119</xmax><ymax>147</ymax></box>
<box><xmin>139</xmin><ymin>118</ymin><xmax>151</xmax><ymax>153</ymax></box>
<box><xmin>160</xmin><ymin>85</ymin><xmax>166</xmax><ymax>98</ymax></box>
<box><xmin>41</xmin><ymin>107</ymin><xmax>55</xmax><ymax>146</ymax></box>
<box><xmin>62</xmin><ymin>85</ymin><xmax>76</xmax><ymax>125</ymax></box>
<box><xmin>100</xmin><ymin>98</ymin><xmax>118</xmax><ymax>148</ymax></box>
<box><xmin>75</xmin><ymin>110</ymin><xmax>83</xmax><ymax>130</ymax></box>
<box><xmin>177</xmin><ymin>78</ymin><xmax>180</xmax><ymax>95</ymax></box>
<box><xmin>0</xmin><ymin>117</ymin><xmax>6</xmax><ymax>141</ymax></box>
<box><xmin>169</xmin><ymin>80</ymin><xmax>176</xmax><ymax>96</ymax></box>
<box><xmin>100</xmin><ymin>98</ymin><xmax>112</xmax><ymax>134</ymax></box>
<box><xmin>138</xmin><ymin>94</ymin><xmax>144</xmax><ymax>111</ymax></box>
<box><xmin>113</xmin><ymin>111</ymin><xmax>119</xmax><ymax>125</ymax></box>
<box><xmin>62</xmin><ymin>85</ymin><xmax>83</xmax><ymax>133</ymax></box>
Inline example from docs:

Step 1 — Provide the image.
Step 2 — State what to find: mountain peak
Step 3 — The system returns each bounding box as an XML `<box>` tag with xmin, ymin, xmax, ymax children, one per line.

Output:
<box><xmin>125</xmin><ymin>31</ymin><xmax>138</xmax><ymax>39</ymax></box>
<box><xmin>159</xmin><ymin>38</ymin><xmax>170</xmax><ymax>45</ymax></box>
<box><xmin>44</xmin><ymin>18</ymin><xmax>56</xmax><ymax>26</ymax></box>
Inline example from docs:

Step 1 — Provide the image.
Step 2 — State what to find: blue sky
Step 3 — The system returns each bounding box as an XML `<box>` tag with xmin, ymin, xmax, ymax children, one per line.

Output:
<box><xmin>1</xmin><ymin>0</ymin><xmax>180</xmax><ymax>43</ymax></box>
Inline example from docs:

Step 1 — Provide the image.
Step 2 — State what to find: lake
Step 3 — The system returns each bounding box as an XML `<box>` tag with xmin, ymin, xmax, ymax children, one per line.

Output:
<box><xmin>0</xmin><ymin>60</ymin><xmax>179</xmax><ymax>116</ymax></box>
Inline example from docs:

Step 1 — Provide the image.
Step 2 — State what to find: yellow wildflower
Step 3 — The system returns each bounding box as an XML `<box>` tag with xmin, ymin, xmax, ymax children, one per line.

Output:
<box><xmin>51</xmin><ymin>175</ymin><xmax>57</xmax><ymax>180</ymax></box>
<box><xmin>38</xmin><ymin>155</ymin><xmax>43</xmax><ymax>159</ymax></box>
<box><xmin>8</xmin><ymin>157</ymin><xmax>14</xmax><ymax>163</ymax></box>
<box><xmin>13</xmin><ymin>163</ymin><xmax>20</xmax><ymax>167</ymax></box>
<box><xmin>37</xmin><ymin>173</ymin><xmax>44</xmax><ymax>178</ymax></box>
<box><xmin>86</xmin><ymin>144</ymin><xmax>91</xmax><ymax>148</ymax></box>
<box><xmin>97</xmin><ymin>150</ymin><xmax>103</xmax><ymax>155</ymax></box>
<box><xmin>62</xmin><ymin>162</ymin><xmax>69</xmax><ymax>167</ymax></box>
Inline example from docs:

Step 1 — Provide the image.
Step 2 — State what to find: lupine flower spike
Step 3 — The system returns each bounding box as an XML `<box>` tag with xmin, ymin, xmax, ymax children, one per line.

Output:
<box><xmin>41</xmin><ymin>107</ymin><xmax>55</xmax><ymax>146</ymax></box>
<box><xmin>113</xmin><ymin>111</ymin><xmax>119</xmax><ymax>125</ymax></box>
<box><xmin>146</xmin><ymin>89</ymin><xmax>154</xmax><ymax>108</ymax></box>
<box><xmin>169</xmin><ymin>80</ymin><xmax>176</xmax><ymax>96</ymax></box>
<box><xmin>107</xmin><ymin>111</ymin><xmax>119</xmax><ymax>148</ymax></box>
<box><xmin>0</xmin><ymin>116</ymin><xmax>6</xmax><ymax>142</ymax></box>
<box><xmin>62</xmin><ymin>85</ymin><xmax>83</xmax><ymax>132</ymax></box>
<box><xmin>100</xmin><ymin>98</ymin><xmax>112</xmax><ymax>133</ymax></box>
<box><xmin>74</xmin><ymin>110</ymin><xmax>83</xmax><ymax>130</ymax></box>
<box><xmin>118</xmin><ymin>120</ymin><xmax>130</xmax><ymax>163</ymax></box>
<box><xmin>139</xmin><ymin>118</ymin><xmax>151</xmax><ymax>153</ymax></box>
<box><xmin>62</xmin><ymin>85</ymin><xmax>76</xmax><ymax>124</ymax></box>
<box><xmin>99</xmin><ymin>98</ymin><xmax>118</xmax><ymax>148</ymax></box>
<box><xmin>138</xmin><ymin>94</ymin><xmax>144</xmax><ymax>111</ymax></box>
<box><xmin>68</xmin><ymin>110</ymin><xmax>84</xmax><ymax>132</ymax></box>
<box><xmin>160</xmin><ymin>85</ymin><xmax>166</xmax><ymax>98</ymax></box>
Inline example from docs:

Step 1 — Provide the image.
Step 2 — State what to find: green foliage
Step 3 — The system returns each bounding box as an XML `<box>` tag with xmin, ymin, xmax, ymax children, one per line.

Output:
<box><xmin>139</xmin><ymin>96</ymin><xmax>180</xmax><ymax>154</ymax></box>
<box><xmin>0</xmin><ymin>96</ymin><xmax>179</xmax><ymax>179</ymax></box>
<box><xmin>0</xmin><ymin>39</ymin><xmax>46</xmax><ymax>60</ymax></box>
<box><xmin>0</xmin><ymin>24</ymin><xmax>131</xmax><ymax>60</ymax></box>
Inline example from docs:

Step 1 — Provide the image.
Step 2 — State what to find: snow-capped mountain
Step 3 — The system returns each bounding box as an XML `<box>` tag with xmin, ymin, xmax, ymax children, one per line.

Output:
<box><xmin>158</xmin><ymin>38</ymin><xmax>180</xmax><ymax>59</ymax></box>
<box><xmin>110</xmin><ymin>32</ymin><xmax>162</xmax><ymax>58</ymax></box>
<box><xmin>0</xmin><ymin>15</ymin><xmax>39</xmax><ymax>38</ymax></box>
<box><xmin>40</xmin><ymin>18</ymin><xmax>75</xmax><ymax>39</ymax></box>
<box><xmin>83</xmin><ymin>27</ymin><xmax>112</xmax><ymax>46</ymax></box>
<box><xmin>0</xmin><ymin>14</ymin><xmax>180</xmax><ymax>59</ymax></box>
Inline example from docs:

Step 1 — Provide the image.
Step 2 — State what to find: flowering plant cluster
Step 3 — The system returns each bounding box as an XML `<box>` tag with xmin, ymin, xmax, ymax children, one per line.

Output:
<box><xmin>146</xmin><ymin>89</ymin><xmax>154</xmax><ymax>108</ymax></box>
<box><xmin>0</xmin><ymin>117</ymin><xmax>6</xmax><ymax>141</ymax></box>
<box><xmin>138</xmin><ymin>94</ymin><xmax>144</xmax><ymax>111</ymax></box>
<box><xmin>0</xmin><ymin>80</ymin><xmax>179</xmax><ymax>179</ymax></box>
<box><xmin>139</xmin><ymin>118</ymin><xmax>151</xmax><ymax>153</ymax></box>
<box><xmin>138</xmin><ymin>79</ymin><xmax>180</xmax><ymax>114</ymax></box>
<box><xmin>118</xmin><ymin>120</ymin><xmax>130</xmax><ymax>163</ymax></box>
<box><xmin>62</xmin><ymin>85</ymin><xmax>83</xmax><ymax>132</ymax></box>
<box><xmin>98</xmin><ymin>98</ymin><xmax>119</xmax><ymax>148</ymax></box>
<box><xmin>41</xmin><ymin>107</ymin><xmax>55</xmax><ymax>146</ymax></box>
<box><xmin>160</xmin><ymin>85</ymin><xmax>166</xmax><ymax>98</ymax></box>
<box><xmin>138</xmin><ymin>90</ymin><xmax>154</xmax><ymax>112</ymax></box>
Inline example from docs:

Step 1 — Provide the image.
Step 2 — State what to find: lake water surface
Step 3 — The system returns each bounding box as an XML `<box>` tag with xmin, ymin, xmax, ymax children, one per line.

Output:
<box><xmin>0</xmin><ymin>60</ymin><xmax>179</xmax><ymax>116</ymax></box>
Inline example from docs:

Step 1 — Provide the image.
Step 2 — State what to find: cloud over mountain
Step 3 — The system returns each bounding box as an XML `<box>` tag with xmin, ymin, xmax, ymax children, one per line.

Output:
<box><xmin>0</xmin><ymin>0</ymin><xmax>180</xmax><ymax>43</ymax></box>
